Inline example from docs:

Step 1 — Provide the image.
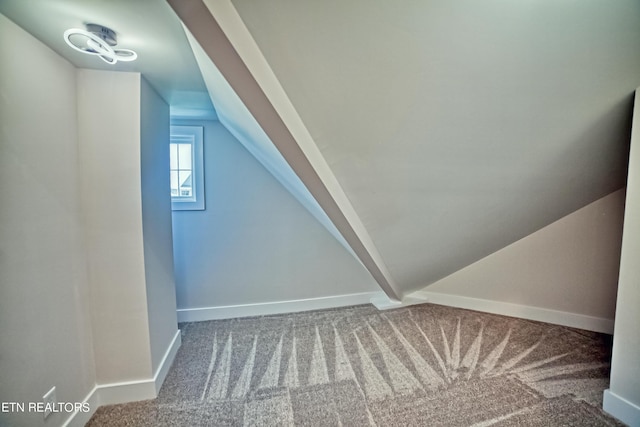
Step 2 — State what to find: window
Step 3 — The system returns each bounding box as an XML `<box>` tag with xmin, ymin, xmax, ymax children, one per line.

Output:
<box><xmin>170</xmin><ymin>126</ymin><xmax>204</xmax><ymax>210</ymax></box>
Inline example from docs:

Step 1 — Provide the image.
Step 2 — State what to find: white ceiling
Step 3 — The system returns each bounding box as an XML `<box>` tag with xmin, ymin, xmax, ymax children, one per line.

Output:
<box><xmin>190</xmin><ymin>0</ymin><xmax>640</xmax><ymax>295</ymax></box>
<box><xmin>0</xmin><ymin>0</ymin><xmax>215</xmax><ymax>115</ymax></box>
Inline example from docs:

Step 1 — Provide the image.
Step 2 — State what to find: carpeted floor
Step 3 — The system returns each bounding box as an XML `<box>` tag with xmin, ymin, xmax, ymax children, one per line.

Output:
<box><xmin>87</xmin><ymin>303</ymin><xmax>623</xmax><ymax>426</ymax></box>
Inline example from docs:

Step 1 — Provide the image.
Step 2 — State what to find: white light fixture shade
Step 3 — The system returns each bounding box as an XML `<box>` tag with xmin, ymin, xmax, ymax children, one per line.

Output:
<box><xmin>64</xmin><ymin>26</ymin><xmax>137</xmax><ymax>64</ymax></box>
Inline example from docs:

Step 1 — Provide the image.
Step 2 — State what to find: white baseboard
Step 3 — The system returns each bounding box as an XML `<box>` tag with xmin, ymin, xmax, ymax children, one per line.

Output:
<box><xmin>153</xmin><ymin>329</ymin><xmax>182</xmax><ymax>395</ymax></box>
<box><xmin>62</xmin><ymin>378</ymin><xmax>155</xmax><ymax>426</ymax></box>
<box><xmin>603</xmin><ymin>389</ymin><xmax>640</xmax><ymax>427</ymax></box>
<box><xmin>62</xmin><ymin>385</ymin><xmax>99</xmax><ymax>427</ymax></box>
<box><xmin>97</xmin><ymin>329</ymin><xmax>182</xmax><ymax>405</ymax></box>
<box><xmin>370</xmin><ymin>293</ymin><xmax>425</xmax><ymax>310</ymax></box>
<box><xmin>176</xmin><ymin>292</ymin><xmax>381</xmax><ymax>322</ymax></box>
<box><xmin>62</xmin><ymin>329</ymin><xmax>182</xmax><ymax>426</ymax></box>
<box><xmin>411</xmin><ymin>291</ymin><xmax>614</xmax><ymax>334</ymax></box>
<box><xmin>96</xmin><ymin>378</ymin><xmax>158</xmax><ymax>406</ymax></box>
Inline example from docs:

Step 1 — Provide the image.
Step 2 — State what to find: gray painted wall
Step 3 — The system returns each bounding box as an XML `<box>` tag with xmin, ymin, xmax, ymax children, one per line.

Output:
<box><xmin>78</xmin><ymin>70</ymin><xmax>154</xmax><ymax>383</ymax></box>
<box><xmin>0</xmin><ymin>14</ymin><xmax>96</xmax><ymax>427</ymax></box>
<box><xmin>171</xmin><ymin>119</ymin><xmax>378</xmax><ymax>309</ymax></box>
<box><xmin>140</xmin><ymin>78</ymin><xmax>180</xmax><ymax>375</ymax></box>
<box><xmin>425</xmin><ymin>189</ymin><xmax>624</xmax><ymax>323</ymax></box>
<box><xmin>1</xmin><ymin>12</ymin><xmax>177</xmax><ymax>424</ymax></box>
<box><xmin>79</xmin><ymin>69</ymin><xmax>179</xmax><ymax>385</ymax></box>
<box><xmin>606</xmin><ymin>91</ymin><xmax>640</xmax><ymax>425</ymax></box>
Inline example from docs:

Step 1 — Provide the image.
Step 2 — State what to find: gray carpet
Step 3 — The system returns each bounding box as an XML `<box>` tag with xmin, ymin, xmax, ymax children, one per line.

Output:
<box><xmin>87</xmin><ymin>303</ymin><xmax>623</xmax><ymax>426</ymax></box>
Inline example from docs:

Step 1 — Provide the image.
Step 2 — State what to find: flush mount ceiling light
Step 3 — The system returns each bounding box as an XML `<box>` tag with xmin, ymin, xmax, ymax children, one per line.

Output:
<box><xmin>64</xmin><ymin>24</ymin><xmax>137</xmax><ymax>64</ymax></box>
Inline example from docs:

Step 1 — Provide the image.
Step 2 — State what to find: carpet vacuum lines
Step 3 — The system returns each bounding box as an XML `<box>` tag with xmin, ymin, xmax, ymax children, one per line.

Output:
<box><xmin>87</xmin><ymin>303</ymin><xmax>623</xmax><ymax>426</ymax></box>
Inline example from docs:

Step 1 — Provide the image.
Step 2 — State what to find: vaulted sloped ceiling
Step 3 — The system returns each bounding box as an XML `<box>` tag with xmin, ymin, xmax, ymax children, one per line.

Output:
<box><xmin>181</xmin><ymin>22</ymin><xmax>366</xmax><ymax>264</ymax></box>
<box><xmin>172</xmin><ymin>0</ymin><xmax>640</xmax><ymax>298</ymax></box>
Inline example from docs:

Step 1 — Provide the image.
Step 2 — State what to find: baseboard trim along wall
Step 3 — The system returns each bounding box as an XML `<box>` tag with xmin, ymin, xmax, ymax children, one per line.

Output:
<box><xmin>63</xmin><ymin>330</ymin><xmax>182</xmax><ymax>427</ymax></box>
<box><xmin>152</xmin><ymin>330</ymin><xmax>182</xmax><ymax>395</ymax></box>
<box><xmin>177</xmin><ymin>290</ymin><xmax>614</xmax><ymax>333</ymax></box>
<box><xmin>603</xmin><ymin>389</ymin><xmax>640</xmax><ymax>427</ymax></box>
<box><xmin>176</xmin><ymin>292</ymin><xmax>381</xmax><ymax>322</ymax></box>
<box><xmin>61</xmin><ymin>385</ymin><xmax>99</xmax><ymax>427</ymax></box>
<box><xmin>413</xmin><ymin>291</ymin><xmax>615</xmax><ymax>334</ymax></box>
<box><xmin>370</xmin><ymin>293</ymin><xmax>425</xmax><ymax>310</ymax></box>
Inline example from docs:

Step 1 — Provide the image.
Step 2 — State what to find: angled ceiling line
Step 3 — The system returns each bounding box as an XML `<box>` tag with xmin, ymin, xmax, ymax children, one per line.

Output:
<box><xmin>181</xmin><ymin>23</ymin><xmax>358</xmax><ymax>260</ymax></box>
<box><xmin>167</xmin><ymin>0</ymin><xmax>402</xmax><ymax>301</ymax></box>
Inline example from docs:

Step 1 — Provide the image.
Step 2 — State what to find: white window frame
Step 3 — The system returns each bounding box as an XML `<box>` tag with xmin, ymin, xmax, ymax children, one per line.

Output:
<box><xmin>171</xmin><ymin>125</ymin><xmax>205</xmax><ymax>211</ymax></box>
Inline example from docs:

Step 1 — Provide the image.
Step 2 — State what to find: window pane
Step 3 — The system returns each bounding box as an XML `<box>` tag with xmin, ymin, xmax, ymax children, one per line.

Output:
<box><xmin>178</xmin><ymin>170</ymin><xmax>192</xmax><ymax>197</ymax></box>
<box><xmin>170</xmin><ymin>170</ymin><xmax>179</xmax><ymax>196</ymax></box>
<box><xmin>178</xmin><ymin>143</ymin><xmax>192</xmax><ymax>170</ymax></box>
<box><xmin>170</xmin><ymin>143</ymin><xmax>178</xmax><ymax>169</ymax></box>
<box><xmin>170</xmin><ymin>125</ymin><xmax>204</xmax><ymax>210</ymax></box>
